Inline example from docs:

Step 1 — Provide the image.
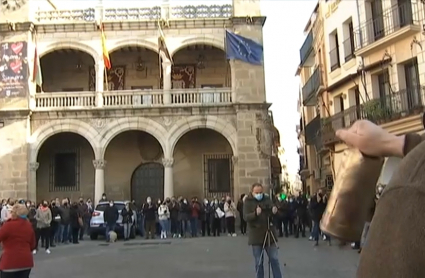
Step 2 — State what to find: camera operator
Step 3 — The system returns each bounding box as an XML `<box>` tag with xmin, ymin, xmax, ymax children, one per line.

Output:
<box><xmin>244</xmin><ymin>183</ymin><xmax>283</xmax><ymax>278</ymax></box>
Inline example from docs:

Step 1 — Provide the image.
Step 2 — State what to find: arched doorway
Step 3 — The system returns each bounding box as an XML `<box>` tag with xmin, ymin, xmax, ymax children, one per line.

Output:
<box><xmin>36</xmin><ymin>132</ymin><xmax>95</xmax><ymax>202</ymax></box>
<box><xmin>173</xmin><ymin>128</ymin><xmax>233</xmax><ymax>199</ymax></box>
<box><xmin>40</xmin><ymin>49</ymin><xmax>95</xmax><ymax>92</ymax></box>
<box><xmin>131</xmin><ymin>162</ymin><xmax>164</xmax><ymax>205</ymax></box>
<box><xmin>104</xmin><ymin>130</ymin><xmax>164</xmax><ymax>202</ymax></box>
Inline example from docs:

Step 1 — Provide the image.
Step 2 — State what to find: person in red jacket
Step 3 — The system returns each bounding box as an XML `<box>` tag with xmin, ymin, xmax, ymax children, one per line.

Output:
<box><xmin>0</xmin><ymin>204</ymin><xmax>36</xmax><ymax>278</ymax></box>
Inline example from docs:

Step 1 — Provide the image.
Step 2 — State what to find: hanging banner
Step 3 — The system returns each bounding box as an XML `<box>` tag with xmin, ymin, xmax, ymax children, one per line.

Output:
<box><xmin>0</xmin><ymin>41</ymin><xmax>29</xmax><ymax>98</ymax></box>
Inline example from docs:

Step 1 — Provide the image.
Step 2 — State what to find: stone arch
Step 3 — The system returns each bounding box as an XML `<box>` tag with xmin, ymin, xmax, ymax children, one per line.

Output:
<box><xmin>30</xmin><ymin>119</ymin><xmax>101</xmax><ymax>162</ymax></box>
<box><xmin>99</xmin><ymin>117</ymin><xmax>168</xmax><ymax>159</ymax></box>
<box><xmin>40</xmin><ymin>40</ymin><xmax>100</xmax><ymax>61</ymax></box>
<box><xmin>168</xmin><ymin>115</ymin><xmax>237</xmax><ymax>157</ymax></box>
<box><xmin>170</xmin><ymin>35</ymin><xmax>225</xmax><ymax>57</ymax></box>
<box><xmin>109</xmin><ymin>38</ymin><xmax>159</xmax><ymax>54</ymax></box>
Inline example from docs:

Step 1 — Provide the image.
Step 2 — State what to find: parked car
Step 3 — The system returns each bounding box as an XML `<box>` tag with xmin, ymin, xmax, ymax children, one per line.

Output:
<box><xmin>89</xmin><ymin>201</ymin><xmax>136</xmax><ymax>240</ymax></box>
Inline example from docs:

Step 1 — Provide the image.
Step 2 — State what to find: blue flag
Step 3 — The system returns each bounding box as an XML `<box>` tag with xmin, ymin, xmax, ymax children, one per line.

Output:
<box><xmin>225</xmin><ymin>31</ymin><xmax>263</xmax><ymax>65</ymax></box>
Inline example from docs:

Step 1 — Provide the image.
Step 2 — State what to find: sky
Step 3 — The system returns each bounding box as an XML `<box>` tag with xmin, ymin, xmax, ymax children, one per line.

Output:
<box><xmin>261</xmin><ymin>0</ymin><xmax>316</xmax><ymax>176</ymax></box>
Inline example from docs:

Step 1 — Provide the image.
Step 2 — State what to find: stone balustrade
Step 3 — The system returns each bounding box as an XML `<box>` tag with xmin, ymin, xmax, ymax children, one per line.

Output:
<box><xmin>34</xmin><ymin>88</ymin><xmax>232</xmax><ymax>110</ymax></box>
<box><xmin>33</xmin><ymin>1</ymin><xmax>233</xmax><ymax>23</ymax></box>
<box><xmin>35</xmin><ymin>92</ymin><xmax>96</xmax><ymax>109</ymax></box>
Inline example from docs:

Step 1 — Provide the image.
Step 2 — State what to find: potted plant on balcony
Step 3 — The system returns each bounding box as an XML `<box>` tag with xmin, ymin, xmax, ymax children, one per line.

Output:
<box><xmin>363</xmin><ymin>99</ymin><xmax>392</xmax><ymax>124</ymax></box>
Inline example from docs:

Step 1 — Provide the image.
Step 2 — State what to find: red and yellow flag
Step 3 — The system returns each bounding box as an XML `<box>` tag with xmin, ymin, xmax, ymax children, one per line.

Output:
<box><xmin>100</xmin><ymin>24</ymin><xmax>111</xmax><ymax>70</ymax></box>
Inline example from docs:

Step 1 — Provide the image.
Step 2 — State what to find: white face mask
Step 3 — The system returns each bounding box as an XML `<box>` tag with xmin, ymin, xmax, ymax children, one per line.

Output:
<box><xmin>147</xmin><ymin>199</ymin><xmax>151</xmax><ymax>204</ymax></box>
<box><xmin>109</xmin><ymin>203</ymin><xmax>113</xmax><ymax>207</ymax></box>
<box><xmin>183</xmin><ymin>200</ymin><xmax>187</xmax><ymax>204</ymax></box>
<box><xmin>204</xmin><ymin>200</ymin><xmax>208</xmax><ymax>204</ymax></box>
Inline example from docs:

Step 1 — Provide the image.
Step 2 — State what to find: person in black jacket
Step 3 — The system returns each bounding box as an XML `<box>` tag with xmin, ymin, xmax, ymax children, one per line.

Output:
<box><xmin>274</xmin><ymin>194</ymin><xmax>289</xmax><ymax>237</ymax></box>
<box><xmin>49</xmin><ymin>200</ymin><xmax>60</xmax><ymax>247</ymax></box>
<box><xmin>237</xmin><ymin>194</ymin><xmax>247</xmax><ymax>235</ymax></box>
<box><xmin>295</xmin><ymin>193</ymin><xmax>308</xmax><ymax>238</ymax></box>
<box><xmin>103</xmin><ymin>200</ymin><xmax>119</xmax><ymax>242</ymax></box>
<box><xmin>142</xmin><ymin>197</ymin><xmax>156</xmax><ymax>239</ymax></box>
<box><xmin>121</xmin><ymin>202</ymin><xmax>133</xmax><ymax>241</ymax></box>
<box><xmin>201</xmin><ymin>199</ymin><xmax>212</xmax><ymax>236</ymax></box>
<box><xmin>310</xmin><ymin>189</ymin><xmax>329</xmax><ymax>246</ymax></box>
<box><xmin>69</xmin><ymin>202</ymin><xmax>81</xmax><ymax>244</ymax></box>
<box><xmin>168</xmin><ymin>198</ymin><xmax>179</xmax><ymax>238</ymax></box>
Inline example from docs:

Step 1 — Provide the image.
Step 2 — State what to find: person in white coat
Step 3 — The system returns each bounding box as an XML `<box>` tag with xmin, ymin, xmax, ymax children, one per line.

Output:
<box><xmin>224</xmin><ymin>196</ymin><xmax>237</xmax><ymax>237</ymax></box>
<box><xmin>158</xmin><ymin>202</ymin><xmax>170</xmax><ymax>239</ymax></box>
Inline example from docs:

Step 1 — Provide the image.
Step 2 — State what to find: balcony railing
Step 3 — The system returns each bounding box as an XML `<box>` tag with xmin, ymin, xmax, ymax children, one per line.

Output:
<box><xmin>354</xmin><ymin>2</ymin><xmax>418</xmax><ymax>51</ymax></box>
<box><xmin>321</xmin><ymin>86</ymin><xmax>425</xmax><ymax>144</ymax></box>
<box><xmin>299</xmin><ymin>31</ymin><xmax>314</xmax><ymax>66</ymax></box>
<box><xmin>34</xmin><ymin>2</ymin><xmax>233</xmax><ymax>23</ymax></box>
<box><xmin>329</xmin><ymin>46</ymin><xmax>340</xmax><ymax>71</ymax></box>
<box><xmin>343</xmin><ymin>36</ymin><xmax>355</xmax><ymax>62</ymax></box>
<box><xmin>305</xmin><ymin>115</ymin><xmax>321</xmax><ymax>147</ymax></box>
<box><xmin>34</xmin><ymin>88</ymin><xmax>232</xmax><ymax>110</ymax></box>
<box><xmin>365</xmin><ymin>86</ymin><xmax>424</xmax><ymax>124</ymax></box>
<box><xmin>322</xmin><ymin>106</ymin><xmax>363</xmax><ymax>144</ymax></box>
<box><xmin>302</xmin><ymin>66</ymin><xmax>323</xmax><ymax>106</ymax></box>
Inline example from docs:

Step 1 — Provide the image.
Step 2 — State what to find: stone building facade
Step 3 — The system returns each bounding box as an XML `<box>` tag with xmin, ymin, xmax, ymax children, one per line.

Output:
<box><xmin>0</xmin><ymin>0</ymin><xmax>278</xmax><ymax>205</ymax></box>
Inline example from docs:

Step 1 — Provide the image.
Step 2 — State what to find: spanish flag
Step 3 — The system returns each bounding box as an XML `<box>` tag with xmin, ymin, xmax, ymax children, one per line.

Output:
<box><xmin>100</xmin><ymin>24</ymin><xmax>111</xmax><ymax>70</ymax></box>
<box><xmin>158</xmin><ymin>22</ymin><xmax>172</xmax><ymax>63</ymax></box>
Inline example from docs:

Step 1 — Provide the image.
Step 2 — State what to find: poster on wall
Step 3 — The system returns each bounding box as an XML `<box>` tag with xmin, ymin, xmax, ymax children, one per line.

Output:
<box><xmin>0</xmin><ymin>41</ymin><xmax>29</xmax><ymax>98</ymax></box>
<box><xmin>171</xmin><ymin>65</ymin><xmax>196</xmax><ymax>89</ymax></box>
<box><xmin>89</xmin><ymin>66</ymin><xmax>126</xmax><ymax>91</ymax></box>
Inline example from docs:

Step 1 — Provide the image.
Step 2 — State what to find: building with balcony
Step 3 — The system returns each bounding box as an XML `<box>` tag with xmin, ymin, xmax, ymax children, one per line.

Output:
<box><xmin>0</xmin><ymin>0</ymin><xmax>275</xmax><ymax>204</ymax></box>
<box><xmin>296</xmin><ymin>1</ymin><xmax>328</xmax><ymax>195</ymax></box>
<box><xmin>320</xmin><ymin>0</ymin><xmax>425</xmax><ymax>181</ymax></box>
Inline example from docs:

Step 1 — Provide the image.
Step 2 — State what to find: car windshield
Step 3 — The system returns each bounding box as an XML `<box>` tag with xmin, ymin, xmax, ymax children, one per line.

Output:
<box><xmin>95</xmin><ymin>203</ymin><xmax>125</xmax><ymax>212</ymax></box>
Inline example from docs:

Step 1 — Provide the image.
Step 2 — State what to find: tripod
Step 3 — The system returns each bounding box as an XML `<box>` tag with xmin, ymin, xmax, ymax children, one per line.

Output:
<box><xmin>256</xmin><ymin>216</ymin><xmax>279</xmax><ymax>278</ymax></box>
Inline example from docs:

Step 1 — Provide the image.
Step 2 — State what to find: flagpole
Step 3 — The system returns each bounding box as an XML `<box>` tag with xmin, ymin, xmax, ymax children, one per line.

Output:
<box><xmin>104</xmin><ymin>67</ymin><xmax>108</xmax><ymax>91</ymax></box>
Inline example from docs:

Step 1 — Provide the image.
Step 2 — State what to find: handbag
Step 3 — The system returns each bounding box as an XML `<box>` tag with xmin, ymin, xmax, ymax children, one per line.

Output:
<box><xmin>78</xmin><ymin>216</ymin><xmax>83</xmax><ymax>227</ymax></box>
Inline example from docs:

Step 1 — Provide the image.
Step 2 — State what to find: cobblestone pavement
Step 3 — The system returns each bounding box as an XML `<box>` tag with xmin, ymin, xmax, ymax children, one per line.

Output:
<box><xmin>31</xmin><ymin>235</ymin><xmax>359</xmax><ymax>278</ymax></box>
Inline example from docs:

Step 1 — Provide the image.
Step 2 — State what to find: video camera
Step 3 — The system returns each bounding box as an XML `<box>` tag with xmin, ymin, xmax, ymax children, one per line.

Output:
<box><xmin>258</xmin><ymin>204</ymin><xmax>274</xmax><ymax>224</ymax></box>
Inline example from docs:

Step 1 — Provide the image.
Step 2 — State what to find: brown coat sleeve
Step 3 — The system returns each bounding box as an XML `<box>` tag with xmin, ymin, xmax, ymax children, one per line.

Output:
<box><xmin>357</xmin><ymin>133</ymin><xmax>425</xmax><ymax>278</ymax></box>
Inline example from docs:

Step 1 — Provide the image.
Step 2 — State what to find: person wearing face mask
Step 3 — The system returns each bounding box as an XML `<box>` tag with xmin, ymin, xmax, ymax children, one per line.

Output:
<box><xmin>58</xmin><ymin>199</ymin><xmax>70</xmax><ymax>244</ymax></box>
<box><xmin>211</xmin><ymin>199</ymin><xmax>222</xmax><ymax>236</ymax></box>
<box><xmin>201</xmin><ymin>199</ymin><xmax>212</xmax><ymax>237</ymax></box>
<box><xmin>77</xmin><ymin>198</ymin><xmax>89</xmax><ymax>240</ymax></box>
<box><xmin>219</xmin><ymin>198</ymin><xmax>226</xmax><ymax>234</ymax></box>
<box><xmin>189</xmin><ymin>198</ymin><xmax>200</xmax><ymax>237</ymax></box>
<box><xmin>49</xmin><ymin>200</ymin><xmax>60</xmax><ymax>247</ymax></box>
<box><xmin>121</xmin><ymin>202</ymin><xmax>134</xmax><ymax>241</ymax></box>
<box><xmin>142</xmin><ymin>197</ymin><xmax>157</xmax><ymax>239</ymax></box>
<box><xmin>224</xmin><ymin>196</ymin><xmax>237</xmax><ymax>237</ymax></box>
<box><xmin>178</xmin><ymin>198</ymin><xmax>191</xmax><ymax>238</ymax></box>
<box><xmin>100</xmin><ymin>193</ymin><xmax>108</xmax><ymax>203</ymax></box>
<box><xmin>287</xmin><ymin>195</ymin><xmax>297</xmax><ymax>236</ymax></box>
<box><xmin>309</xmin><ymin>189</ymin><xmax>329</xmax><ymax>247</ymax></box>
<box><xmin>0</xmin><ymin>204</ymin><xmax>36</xmax><ymax>278</ymax></box>
<box><xmin>103</xmin><ymin>201</ymin><xmax>119</xmax><ymax>242</ymax></box>
<box><xmin>35</xmin><ymin>200</ymin><xmax>52</xmax><ymax>254</ymax></box>
<box><xmin>169</xmin><ymin>197</ymin><xmax>180</xmax><ymax>238</ymax></box>
<box><xmin>237</xmin><ymin>194</ymin><xmax>247</xmax><ymax>235</ymax></box>
<box><xmin>243</xmin><ymin>183</ymin><xmax>282</xmax><ymax>278</ymax></box>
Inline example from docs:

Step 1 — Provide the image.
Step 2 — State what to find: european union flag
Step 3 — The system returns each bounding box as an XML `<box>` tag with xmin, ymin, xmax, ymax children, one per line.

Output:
<box><xmin>225</xmin><ymin>30</ymin><xmax>263</xmax><ymax>65</ymax></box>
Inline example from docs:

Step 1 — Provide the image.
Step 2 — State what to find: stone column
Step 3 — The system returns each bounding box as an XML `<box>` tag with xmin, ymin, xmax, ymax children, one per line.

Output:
<box><xmin>28</xmin><ymin>162</ymin><xmax>39</xmax><ymax>202</ymax></box>
<box><xmin>162</xmin><ymin>61</ymin><xmax>172</xmax><ymax>104</ymax></box>
<box><xmin>95</xmin><ymin>63</ymin><xmax>105</xmax><ymax>107</ymax></box>
<box><xmin>162</xmin><ymin>158</ymin><xmax>174</xmax><ymax>198</ymax></box>
<box><xmin>93</xmin><ymin>159</ymin><xmax>106</xmax><ymax>204</ymax></box>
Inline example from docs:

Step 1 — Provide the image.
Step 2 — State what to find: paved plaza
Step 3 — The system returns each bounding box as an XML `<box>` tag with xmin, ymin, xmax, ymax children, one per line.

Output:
<box><xmin>31</xmin><ymin>236</ymin><xmax>359</xmax><ymax>278</ymax></box>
